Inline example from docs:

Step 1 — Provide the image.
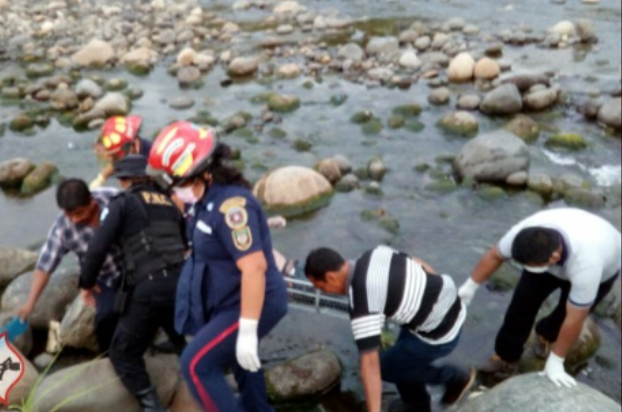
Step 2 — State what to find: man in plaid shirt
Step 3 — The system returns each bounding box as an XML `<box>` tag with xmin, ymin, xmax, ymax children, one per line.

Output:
<box><xmin>17</xmin><ymin>179</ymin><xmax>123</xmax><ymax>352</ymax></box>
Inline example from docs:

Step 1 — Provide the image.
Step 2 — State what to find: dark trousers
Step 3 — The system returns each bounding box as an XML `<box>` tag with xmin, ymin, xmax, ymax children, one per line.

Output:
<box><xmin>381</xmin><ymin>329</ymin><xmax>463</xmax><ymax>412</ymax></box>
<box><xmin>109</xmin><ymin>274</ymin><xmax>186</xmax><ymax>396</ymax></box>
<box><xmin>180</xmin><ymin>289</ymin><xmax>288</xmax><ymax>412</ymax></box>
<box><xmin>496</xmin><ymin>271</ymin><xmax>619</xmax><ymax>363</ymax></box>
<box><xmin>94</xmin><ymin>280</ymin><xmax>120</xmax><ymax>353</ymax></box>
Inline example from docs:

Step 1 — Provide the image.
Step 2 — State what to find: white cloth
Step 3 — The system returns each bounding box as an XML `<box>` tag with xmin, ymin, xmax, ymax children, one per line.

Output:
<box><xmin>498</xmin><ymin>208</ymin><xmax>621</xmax><ymax>307</ymax></box>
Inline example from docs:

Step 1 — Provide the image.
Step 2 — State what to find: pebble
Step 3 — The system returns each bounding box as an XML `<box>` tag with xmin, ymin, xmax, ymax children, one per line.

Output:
<box><xmin>169</xmin><ymin>96</ymin><xmax>196</xmax><ymax>110</ymax></box>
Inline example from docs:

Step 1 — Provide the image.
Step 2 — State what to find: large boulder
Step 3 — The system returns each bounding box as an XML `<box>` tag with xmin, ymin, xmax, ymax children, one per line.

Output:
<box><xmin>253</xmin><ymin>167</ymin><xmax>334</xmax><ymax>217</ymax></box>
<box><xmin>265</xmin><ymin>350</ymin><xmax>342</xmax><ymax>403</ymax></box>
<box><xmin>1</xmin><ymin>269</ymin><xmax>80</xmax><ymax>329</ymax></box>
<box><xmin>459</xmin><ymin>373</ymin><xmax>619</xmax><ymax>412</ymax></box>
<box><xmin>597</xmin><ymin>98</ymin><xmax>621</xmax><ymax>129</ymax></box>
<box><xmin>0</xmin><ymin>248</ymin><xmax>38</xmax><ymax>287</ymax></box>
<box><xmin>59</xmin><ymin>294</ymin><xmax>99</xmax><ymax>352</ymax></box>
<box><xmin>34</xmin><ymin>355</ymin><xmax>180</xmax><ymax>412</ymax></box>
<box><xmin>72</xmin><ymin>39</ymin><xmax>115</xmax><ymax>67</ymax></box>
<box><xmin>20</xmin><ymin>162</ymin><xmax>58</xmax><ymax>196</ymax></box>
<box><xmin>454</xmin><ymin>130</ymin><xmax>530</xmax><ymax>183</ymax></box>
<box><xmin>480</xmin><ymin>84</ymin><xmax>523</xmax><ymax>115</ymax></box>
<box><xmin>0</xmin><ymin>158</ymin><xmax>35</xmax><ymax>189</ymax></box>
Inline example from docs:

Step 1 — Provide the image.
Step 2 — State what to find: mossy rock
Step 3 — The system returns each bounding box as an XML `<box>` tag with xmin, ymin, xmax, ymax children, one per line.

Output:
<box><xmin>436</xmin><ymin>112</ymin><xmax>479</xmax><ymax>137</ymax></box>
<box><xmin>388</xmin><ymin>115</ymin><xmax>406</xmax><ymax>129</ymax></box>
<box><xmin>25</xmin><ymin>63</ymin><xmax>55</xmax><ymax>79</ymax></box>
<box><xmin>302</xmin><ymin>81</ymin><xmax>315</xmax><ymax>90</ymax></box>
<box><xmin>268</xmin><ymin>95</ymin><xmax>301</xmax><ymax>113</ymax></box>
<box><xmin>124</xmin><ymin>88</ymin><xmax>144</xmax><ymax>101</ymax></box>
<box><xmin>361</xmin><ymin>208</ymin><xmax>400</xmax><ymax>234</ymax></box>
<box><xmin>9</xmin><ymin>114</ymin><xmax>35</xmax><ymax>132</ymax></box>
<box><xmin>1</xmin><ymin>87</ymin><xmax>22</xmax><ymax>99</ymax></box>
<box><xmin>486</xmin><ymin>264</ymin><xmax>519</xmax><ymax>292</ymax></box>
<box><xmin>21</xmin><ymin>162</ymin><xmax>59</xmax><ymax>196</ymax></box>
<box><xmin>125</xmin><ymin>62</ymin><xmax>152</xmax><ymax>77</ymax></box>
<box><xmin>545</xmin><ymin>133</ymin><xmax>588</xmax><ymax>151</ymax></box>
<box><xmin>404</xmin><ymin>119</ymin><xmax>425</xmax><ymax>133</ymax></box>
<box><xmin>362</xmin><ymin>118</ymin><xmax>383</xmax><ymax>136</ymax></box>
<box><xmin>224</xmin><ymin>112</ymin><xmax>252</xmax><ymax>133</ymax></box>
<box><xmin>268</xmin><ymin>128</ymin><xmax>287</xmax><ymax>139</ymax></box>
<box><xmin>330</xmin><ymin>94</ymin><xmax>348</xmax><ymax>107</ymax></box>
<box><xmin>477</xmin><ymin>185</ymin><xmax>507</xmax><ymax>200</ymax></box>
<box><xmin>293</xmin><ymin>139</ymin><xmax>313</xmax><ymax>152</ymax></box>
<box><xmin>188</xmin><ymin>111</ymin><xmax>220</xmax><ymax>127</ymax></box>
<box><xmin>106</xmin><ymin>78</ymin><xmax>128</xmax><ymax>91</ymax></box>
<box><xmin>251</xmin><ymin>92</ymin><xmax>278</xmax><ymax>104</ymax></box>
<box><xmin>234</xmin><ymin>128</ymin><xmax>255</xmax><ymax>139</ymax></box>
<box><xmin>364</xmin><ymin>183</ymin><xmax>383</xmax><ymax>196</ymax></box>
<box><xmin>505</xmin><ymin>115</ymin><xmax>541</xmax><ymax>143</ymax></box>
<box><xmin>393</xmin><ymin>104</ymin><xmax>422</xmax><ymax>118</ymax></box>
<box><xmin>414</xmin><ymin>163</ymin><xmax>432</xmax><ymax>173</ymax></box>
<box><xmin>425</xmin><ymin>180</ymin><xmax>458</xmax><ymax>194</ymax></box>
<box><xmin>351</xmin><ymin>111</ymin><xmax>374</xmax><ymax>124</ymax></box>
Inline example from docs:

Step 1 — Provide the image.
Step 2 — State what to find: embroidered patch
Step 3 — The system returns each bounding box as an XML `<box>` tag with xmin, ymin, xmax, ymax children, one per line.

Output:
<box><xmin>219</xmin><ymin>197</ymin><xmax>247</xmax><ymax>214</ymax></box>
<box><xmin>232</xmin><ymin>227</ymin><xmax>253</xmax><ymax>251</ymax></box>
<box><xmin>225</xmin><ymin>206</ymin><xmax>249</xmax><ymax>230</ymax></box>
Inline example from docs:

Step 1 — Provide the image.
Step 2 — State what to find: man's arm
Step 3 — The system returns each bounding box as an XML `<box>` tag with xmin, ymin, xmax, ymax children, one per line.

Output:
<box><xmin>360</xmin><ymin>350</ymin><xmax>383</xmax><ymax>412</ymax></box>
<box><xmin>17</xmin><ymin>269</ymin><xmax>51</xmax><ymax>320</ymax></box>
<box><xmin>458</xmin><ymin>246</ymin><xmax>505</xmax><ymax>306</ymax></box>
<box><xmin>553</xmin><ymin>304</ymin><xmax>590</xmax><ymax>358</ymax></box>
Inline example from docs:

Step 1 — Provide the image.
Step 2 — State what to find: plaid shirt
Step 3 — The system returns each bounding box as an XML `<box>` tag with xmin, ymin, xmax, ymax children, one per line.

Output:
<box><xmin>36</xmin><ymin>188</ymin><xmax>123</xmax><ymax>287</ymax></box>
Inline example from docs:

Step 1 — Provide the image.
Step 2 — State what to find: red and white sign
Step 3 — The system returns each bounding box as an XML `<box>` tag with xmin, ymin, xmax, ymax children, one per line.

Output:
<box><xmin>0</xmin><ymin>333</ymin><xmax>25</xmax><ymax>405</ymax></box>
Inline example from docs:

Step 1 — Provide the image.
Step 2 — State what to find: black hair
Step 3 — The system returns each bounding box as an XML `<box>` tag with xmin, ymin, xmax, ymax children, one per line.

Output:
<box><xmin>204</xmin><ymin>143</ymin><xmax>251</xmax><ymax>189</ymax></box>
<box><xmin>56</xmin><ymin>179</ymin><xmax>92</xmax><ymax>211</ymax></box>
<box><xmin>304</xmin><ymin>248</ymin><xmax>346</xmax><ymax>282</ymax></box>
<box><xmin>512</xmin><ymin>227</ymin><xmax>561</xmax><ymax>264</ymax></box>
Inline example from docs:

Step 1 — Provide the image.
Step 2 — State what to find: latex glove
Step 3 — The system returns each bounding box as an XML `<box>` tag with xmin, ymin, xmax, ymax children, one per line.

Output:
<box><xmin>540</xmin><ymin>352</ymin><xmax>577</xmax><ymax>388</ymax></box>
<box><xmin>458</xmin><ymin>278</ymin><xmax>481</xmax><ymax>306</ymax></box>
<box><xmin>89</xmin><ymin>174</ymin><xmax>106</xmax><ymax>190</ymax></box>
<box><xmin>236</xmin><ymin>318</ymin><xmax>261</xmax><ymax>373</ymax></box>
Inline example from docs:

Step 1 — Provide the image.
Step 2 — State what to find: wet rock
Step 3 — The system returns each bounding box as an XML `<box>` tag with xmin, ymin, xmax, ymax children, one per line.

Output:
<box><xmin>277</xmin><ymin>64</ymin><xmax>301</xmax><ymax>78</ymax></box>
<box><xmin>474</xmin><ymin>57</ymin><xmax>500</xmax><ymax>80</ymax></box>
<box><xmin>388</xmin><ymin>115</ymin><xmax>406</xmax><ymax>129</ymax></box>
<box><xmin>399</xmin><ymin>51</ymin><xmax>422</xmax><ymax>69</ymax></box>
<box><xmin>415</xmin><ymin>36</ymin><xmax>432</xmax><ymax>50</ymax></box>
<box><xmin>0</xmin><ymin>158</ymin><xmax>35</xmax><ymax>189</ymax></box>
<box><xmin>399</xmin><ymin>30</ymin><xmax>419</xmax><ymax>44</ymax></box>
<box><xmin>576</xmin><ymin>19</ymin><xmax>596</xmax><ymax>43</ymax></box>
<box><xmin>368</xmin><ymin>158</ymin><xmax>387</xmax><ymax>182</ymax></box>
<box><xmin>72</xmin><ymin>39</ymin><xmax>115</xmax><ymax>67</ymax></box>
<box><xmin>524</xmin><ymin>88</ymin><xmax>560</xmax><ymax>111</ymax></box>
<box><xmin>565</xmin><ymin>189</ymin><xmax>606</xmax><ymax>209</ymax></box>
<box><xmin>335</xmin><ymin>174</ymin><xmax>359</xmax><ymax>192</ymax></box>
<box><xmin>177</xmin><ymin>66</ymin><xmax>202</xmax><ymax>87</ymax></box>
<box><xmin>266</xmin><ymin>350</ymin><xmax>342</xmax><ymax>403</ymax></box>
<box><xmin>122</xmin><ymin>48</ymin><xmax>158</xmax><ymax>73</ymax></box>
<box><xmin>315</xmin><ymin>158</ymin><xmax>342</xmax><ymax>185</ymax></box>
<box><xmin>9</xmin><ymin>114</ymin><xmax>35</xmax><ymax>132</ymax></box>
<box><xmin>485</xmin><ymin>42</ymin><xmax>504</xmax><ymax>57</ymax></box>
<box><xmin>253</xmin><ymin>166</ymin><xmax>333</xmax><ymax>217</ymax></box>
<box><xmin>21</xmin><ymin>162</ymin><xmax>58</xmax><ymax>196</ymax></box>
<box><xmin>338</xmin><ymin>43</ymin><xmax>365</xmax><ymax>61</ymax></box>
<box><xmin>545</xmin><ymin>133</ymin><xmax>588</xmax><ymax>151</ymax></box>
<box><xmin>1</xmin><ymin>269</ymin><xmax>79</xmax><ymax>330</ymax></box>
<box><xmin>156</xmin><ymin>29</ymin><xmax>176</xmax><ymax>46</ymax></box>
<box><xmin>228</xmin><ymin>56</ymin><xmax>260</xmax><ymax>77</ymax></box>
<box><xmin>169</xmin><ymin>96</ymin><xmax>196</xmax><ymax>110</ymax></box>
<box><xmin>0</xmin><ymin>248</ymin><xmax>37</xmax><ymax>287</ymax></box>
<box><xmin>362</xmin><ymin>118</ymin><xmax>383</xmax><ymax>135</ymax></box>
<box><xmin>460</xmin><ymin>373</ymin><xmax>619</xmax><ymax>412</ymax></box>
<box><xmin>25</xmin><ymin>63</ymin><xmax>55</xmax><ymax>79</ymax></box>
<box><xmin>503</xmin><ymin>74</ymin><xmax>551</xmax><ymax>93</ymax></box>
<box><xmin>480</xmin><ymin>84</ymin><xmax>523</xmax><ymax>115</ymax></box>
<box><xmin>420</xmin><ymin>51</ymin><xmax>450</xmax><ymax>67</ymax></box>
<box><xmin>361</xmin><ymin>208</ymin><xmax>400</xmax><ymax>233</ymax></box>
<box><xmin>35</xmin><ymin>355</ymin><xmax>180</xmax><ymax>412</ymax></box>
<box><xmin>366</xmin><ymin>37</ymin><xmax>399</xmax><ymax>56</ymax></box>
<box><xmin>553</xmin><ymin>174</ymin><xmax>589</xmax><ymax>196</ymax></box>
<box><xmin>447</xmin><ymin>17</ymin><xmax>466</xmax><ymax>31</ymax></box>
<box><xmin>76</xmin><ymin>79</ymin><xmax>103</xmax><ymax>99</ymax></box>
<box><xmin>528</xmin><ymin>173</ymin><xmax>554</xmax><ymax>197</ymax></box>
<box><xmin>92</xmin><ymin>92</ymin><xmax>130</xmax><ymax>116</ymax></box>
<box><xmin>429</xmin><ymin>87</ymin><xmax>451</xmax><ymax>105</ymax></box>
<box><xmin>505</xmin><ymin>114</ymin><xmax>541</xmax><ymax>143</ymax></box>
<box><xmin>448</xmin><ymin>52</ymin><xmax>475</xmax><ymax>82</ymax></box>
<box><xmin>432</xmin><ymin>33</ymin><xmax>450</xmax><ymax>50</ymax></box>
<box><xmin>268</xmin><ymin>94</ymin><xmax>300</xmax><ymax>113</ymax></box>
<box><xmin>393</xmin><ymin>105</ymin><xmax>422</xmax><ymax>118</ymax></box>
<box><xmin>597</xmin><ymin>98</ymin><xmax>621</xmax><ymax>129</ymax></box>
<box><xmin>551</xmin><ymin>21</ymin><xmax>576</xmax><ymax>37</ymax></box>
<box><xmin>454</xmin><ymin>130</ymin><xmax>530</xmax><ymax>183</ymax></box>
<box><xmin>1</xmin><ymin>86</ymin><xmax>21</xmax><ymax>99</ymax></box>
<box><xmin>437</xmin><ymin>111</ymin><xmax>479</xmax><ymax>137</ymax></box>
<box><xmin>51</xmin><ymin>84</ymin><xmax>78</xmax><ymax>110</ymax></box>
<box><xmin>274</xmin><ymin>0</ymin><xmax>305</xmax><ymax>15</ymax></box>
<box><xmin>506</xmin><ymin>171</ymin><xmax>529</xmax><ymax>186</ymax></box>
<box><xmin>60</xmin><ymin>294</ymin><xmax>99</xmax><ymax>352</ymax></box>
<box><xmin>457</xmin><ymin>94</ymin><xmax>481</xmax><ymax>111</ymax></box>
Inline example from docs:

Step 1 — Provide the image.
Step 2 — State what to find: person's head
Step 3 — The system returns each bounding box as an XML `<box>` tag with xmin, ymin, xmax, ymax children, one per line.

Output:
<box><xmin>304</xmin><ymin>248</ymin><xmax>349</xmax><ymax>295</ymax></box>
<box><xmin>148</xmin><ymin>121</ymin><xmax>250</xmax><ymax>205</ymax></box>
<box><xmin>512</xmin><ymin>227</ymin><xmax>563</xmax><ymax>273</ymax></box>
<box><xmin>95</xmin><ymin>115</ymin><xmax>143</xmax><ymax>162</ymax></box>
<box><xmin>112</xmin><ymin>155</ymin><xmax>151</xmax><ymax>189</ymax></box>
<box><xmin>56</xmin><ymin>179</ymin><xmax>99</xmax><ymax>226</ymax></box>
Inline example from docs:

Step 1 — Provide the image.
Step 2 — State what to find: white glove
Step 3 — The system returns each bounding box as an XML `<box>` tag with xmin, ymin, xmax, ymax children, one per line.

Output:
<box><xmin>89</xmin><ymin>174</ymin><xmax>106</xmax><ymax>190</ymax></box>
<box><xmin>458</xmin><ymin>278</ymin><xmax>481</xmax><ymax>306</ymax></box>
<box><xmin>540</xmin><ymin>352</ymin><xmax>577</xmax><ymax>388</ymax></box>
<box><xmin>236</xmin><ymin>318</ymin><xmax>261</xmax><ymax>373</ymax></box>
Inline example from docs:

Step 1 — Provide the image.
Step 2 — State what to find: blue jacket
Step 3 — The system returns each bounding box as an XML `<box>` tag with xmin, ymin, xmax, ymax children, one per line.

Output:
<box><xmin>175</xmin><ymin>184</ymin><xmax>287</xmax><ymax>335</ymax></box>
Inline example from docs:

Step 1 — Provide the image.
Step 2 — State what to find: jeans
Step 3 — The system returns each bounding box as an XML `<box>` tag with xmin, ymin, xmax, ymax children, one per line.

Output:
<box><xmin>496</xmin><ymin>271</ymin><xmax>619</xmax><ymax>363</ymax></box>
<box><xmin>381</xmin><ymin>329</ymin><xmax>463</xmax><ymax>412</ymax></box>
<box><xmin>94</xmin><ymin>280</ymin><xmax>120</xmax><ymax>353</ymax></box>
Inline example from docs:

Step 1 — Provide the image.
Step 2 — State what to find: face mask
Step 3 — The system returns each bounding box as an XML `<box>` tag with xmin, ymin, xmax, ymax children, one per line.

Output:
<box><xmin>173</xmin><ymin>186</ymin><xmax>199</xmax><ymax>205</ymax></box>
<box><xmin>524</xmin><ymin>265</ymin><xmax>551</xmax><ymax>274</ymax></box>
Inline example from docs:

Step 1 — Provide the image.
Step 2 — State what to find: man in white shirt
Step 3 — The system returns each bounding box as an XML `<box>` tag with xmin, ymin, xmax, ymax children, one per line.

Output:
<box><xmin>458</xmin><ymin>208</ymin><xmax>621</xmax><ymax>388</ymax></box>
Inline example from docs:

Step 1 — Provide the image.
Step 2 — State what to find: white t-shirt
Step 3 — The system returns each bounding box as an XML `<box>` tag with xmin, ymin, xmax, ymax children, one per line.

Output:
<box><xmin>498</xmin><ymin>208</ymin><xmax>621</xmax><ymax>307</ymax></box>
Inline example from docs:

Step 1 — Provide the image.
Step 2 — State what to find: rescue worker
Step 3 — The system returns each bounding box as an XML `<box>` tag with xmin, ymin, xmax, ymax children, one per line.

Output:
<box><xmin>148</xmin><ymin>121</ymin><xmax>288</xmax><ymax>412</ymax></box>
<box><xmin>89</xmin><ymin>115</ymin><xmax>153</xmax><ymax>189</ymax></box>
<box><xmin>17</xmin><ymin>179</ymin><xmax>121</xmax><ymax>352</ymax></box>
<box><xmin>458</xmin><ymin>208</ymin><xmax>621</xmax><ymax>388</ymax></box>
<box><xmin>81</xmin><ymin>155</ymin><xmax>187</xmax><ymax>412</ymax></box>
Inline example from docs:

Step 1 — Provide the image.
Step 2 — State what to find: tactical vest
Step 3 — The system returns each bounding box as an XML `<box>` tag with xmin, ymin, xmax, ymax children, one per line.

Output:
<box><xmin>121</xmin><ymin>186</ymin><xmax>186</xmax><ymax>284</ymax></box>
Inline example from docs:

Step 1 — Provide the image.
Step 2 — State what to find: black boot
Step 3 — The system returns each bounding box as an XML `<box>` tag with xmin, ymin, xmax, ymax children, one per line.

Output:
<box><xmin>136</xmin><ymin>387</ymin><xmax>169</xmax><ymax>412</ymax></box>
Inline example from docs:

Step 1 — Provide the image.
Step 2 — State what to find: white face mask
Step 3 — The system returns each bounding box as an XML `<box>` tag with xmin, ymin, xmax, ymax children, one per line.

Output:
<box><xmin>524</xmin><ymin>265</ymin><xmax>551</xmax><ymax>274</ymax></box>
<box><xmin>173</xmin><ymin>186</ymin><xmax>199</xmax><ymax>205</ymax></box>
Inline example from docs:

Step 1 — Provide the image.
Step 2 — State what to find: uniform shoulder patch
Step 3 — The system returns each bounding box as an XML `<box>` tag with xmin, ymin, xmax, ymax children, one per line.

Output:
<box><xmin>219</xmin><ymin>196</ymin><xmax>247</xmax><ymax>213</ymax></box>
<box><xmin>232</xmin><ymin>227</ymin><xmax>253</xmax><ymax>251</ymax></box>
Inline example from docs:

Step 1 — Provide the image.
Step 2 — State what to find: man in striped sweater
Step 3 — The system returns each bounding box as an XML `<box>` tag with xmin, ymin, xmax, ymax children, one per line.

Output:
<box><xmin>305</xmin><ymin>246</ymin><xmax>475</xmax><ymax>412</ymax></box>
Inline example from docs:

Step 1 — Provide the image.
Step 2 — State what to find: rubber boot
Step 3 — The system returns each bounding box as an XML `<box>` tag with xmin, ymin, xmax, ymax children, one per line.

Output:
<box><xmin>136</xmin><ymin>387</ymin><xmax>169</xmax><ymax>412</ymax></box>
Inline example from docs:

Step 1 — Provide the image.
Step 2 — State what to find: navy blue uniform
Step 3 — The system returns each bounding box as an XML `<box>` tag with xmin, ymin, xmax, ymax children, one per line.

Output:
<box><xmin>178</xmin><ymin>184</ymin><xmax>288</xmax><ymax>412</ymax></box>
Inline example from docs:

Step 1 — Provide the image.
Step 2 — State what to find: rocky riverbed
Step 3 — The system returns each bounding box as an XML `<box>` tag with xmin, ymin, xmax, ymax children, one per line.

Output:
<box><xmin>0</xmin><ymin>0</ymin><xmax>621</xmax><ymax>410</ymax></box>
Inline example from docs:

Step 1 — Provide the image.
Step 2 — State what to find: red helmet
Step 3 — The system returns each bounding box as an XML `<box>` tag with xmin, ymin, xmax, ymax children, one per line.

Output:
<box><xmin>149</xmin><ymin>121</ymin><xmax>217</xmax><ymax>181</ymax></box>
<box><xmin>96</xmin><ymin>115</ymin><xmax>143</xmax><ymax>159</ymax></box>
